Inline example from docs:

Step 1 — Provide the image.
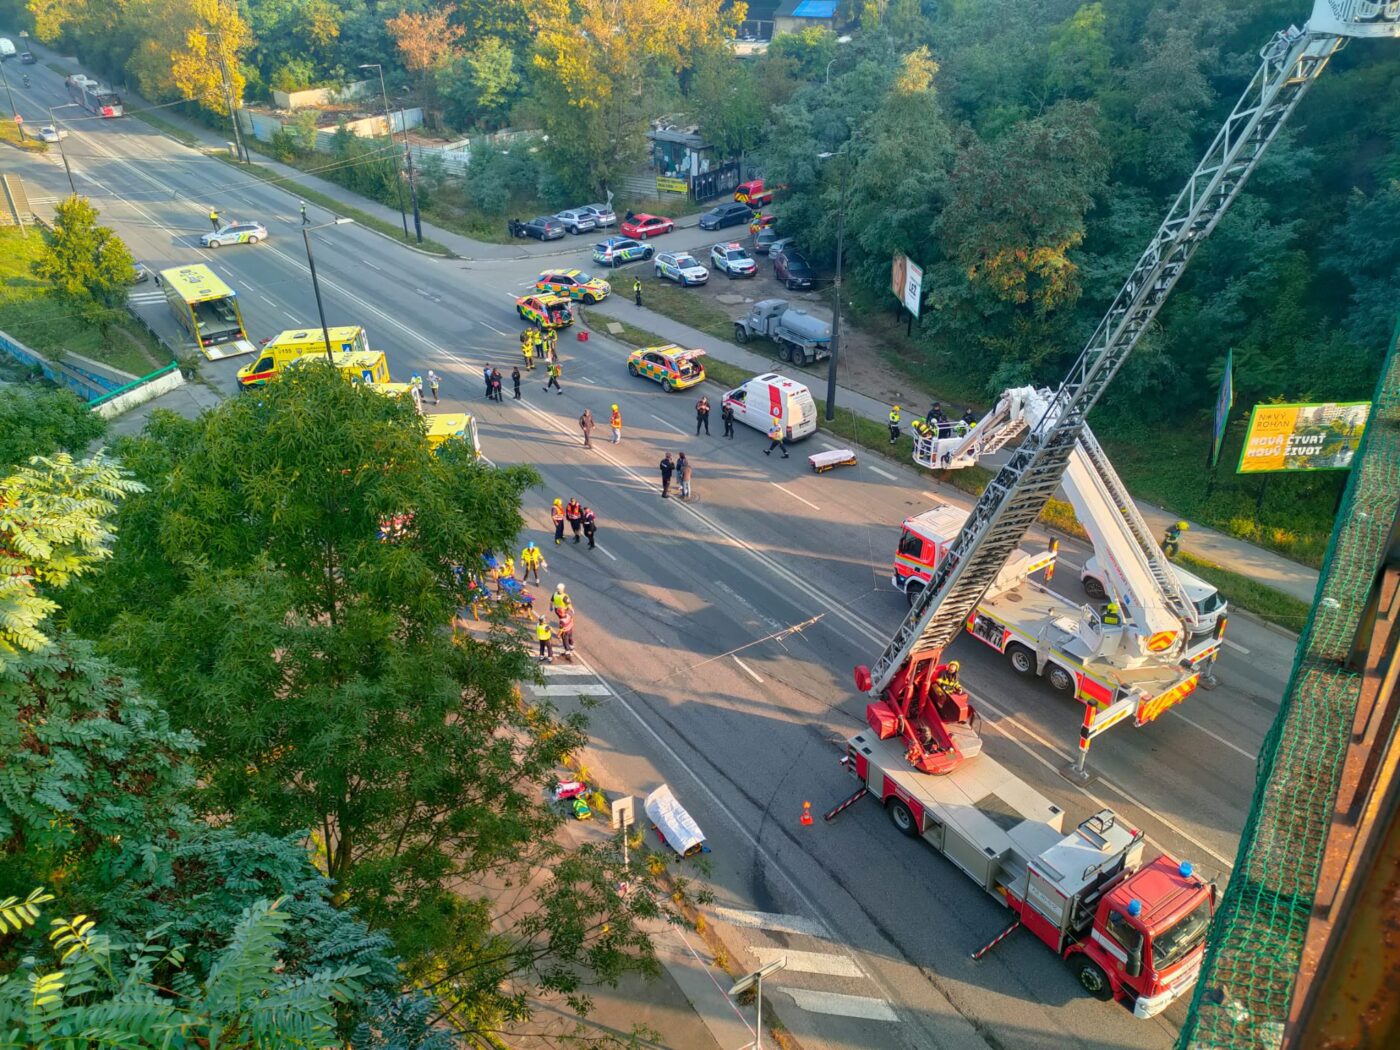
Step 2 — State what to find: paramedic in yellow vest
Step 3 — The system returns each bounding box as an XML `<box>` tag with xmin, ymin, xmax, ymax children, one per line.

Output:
<box><xmin>551</xmin><ymin>583</ymin><xmax>572</xmax><ymax>620</ymax></box>
<box><xmin>535</xmin><ymin>617</ymin><xmax>555</xmax><ymax>662</ymax></box>
<box><xmin>610</xmin><ymin>404</ymin><xmax>622</xmax><ymax>444</ymax></box>
<box><xmin>519</xmin><ymin>541</ymin><xmax>544</xmax><ymax>584</ymax></box>
<box><xmin>888</xmin><ymin>405</ymin><xmax>901</xmax><ymax>444</ymax></box>
<box><xmin>494</xmin><ymin>554</ymin><xmax>515</xmax><ymax>593</ymax></box>
<box><xmin>521</xmin><ymin>332</ymin><xmax>535</xmax><ymax>371</ymax></box>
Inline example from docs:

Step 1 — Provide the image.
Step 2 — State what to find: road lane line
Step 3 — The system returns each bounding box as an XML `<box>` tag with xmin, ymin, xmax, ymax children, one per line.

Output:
<box><xmin>363</xmin><ymin>260</ymin><xmax>382</xmax><ymax>272</ymax></box>
<box><xmin>867</xmin><ymin>465</ymin><xmax>897</xmax><ymax>481</ymax></box>
<box><xmin>732</xmin><ymin>656</ymin><xmax>763</xmax><ymax>684</ymax></box>
<box><xmin>258</xmin><ymin>294</ymin><xmax>277</xmax><ymax>307</ymax></box>
<box><xmin>593</xmin><ymin>543</ymin><xmax>619</xmax><ymax>561</ymax></box>
<box><xmin>1169</xmin><ymin>710</ymin><xmax>1258</xmax><ymax>761</ymax></box>
<box><xmin>820</xmin><ymin>441</ymin><xmax>841</xmax><ymax>452</ymax></box>
<box><xmin>1058</xmin><ymin>558</ymin><xmax>1083</xmax><ymax>572</ymax></box>
<box><xmin>781</xmin><ymin>989</ymin><xmax>899</xmax><ymax>1023</ymax></box>
<box><xmin>747</xmin><ymin>947</ymin><xmax>864</xmax><ymax>978</ymax></box>
<box><xmin>528</xmin><ymin>684</ymin><xmax>612</xmax><ymax>697</ymax></box>
<box><xmin>1222</xmin><ymin>637</ymin><xmax>1250</xmax><ymax>655</ymax></box>
<box><xmin>772</xmin><ymin>482</ymin><xmax>819</xmax><ymax>511</ymax></box>
<box><xmin>650</xmin><ymin>413</ymin><xmax>687</xmax><ymax>436</ymax></box>
<box><xmin>711</xmin><ymin>907</ymin><xmax>832</xmax><ymax>939</ymax></box>
<box><xmin>581</xmin><ymin>376</ymin><xmax>597</xmax><ymax>384</ymax></box>
<box><xmin>481</xmin><ymin>321</ymin><xmax>511</xmax><ymax>336</ymax></box>
<box><xmin>541</xmin><ymin>665</ymin><xmax>597</xmax><ymax>676</ymax></box>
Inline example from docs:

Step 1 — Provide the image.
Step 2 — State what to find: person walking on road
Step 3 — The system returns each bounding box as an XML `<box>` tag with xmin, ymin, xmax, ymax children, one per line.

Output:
<box><xmin>520</xmin><ymin>541</ymin><xmax>545</xmax><ymax>584</ymax></box>
<box><xmin>300</xmin><ymin>201</ymin><xmax>309</xmax><ymax>225</ymax></box>
<box><xmin>722</xmin><ymin>401</ymin><xmax>735</xmax><ymax>439</ymax></box>
<box><xmin>677</xmin><ymin>452</ymin><xmax>693</xmax><ymax>500</ymax></box>
<box><xmin>565</xmin><ymin>497</ymin><xmax>584</xmax><ymax>543</ymax></box>
<box><xmin>535</xmin><ymin>329</ymin><xmax>548</xmax><ymax>360</ymax></box>
<box><xmin>888</xmin><ymin>405</ymin><xmax>901</xmax><ymax>444</ymax></box>
<box><xmin>535</xmin><ymin>617</ymin><xmax>555</xmax><ymax>662</ymax></box>
<box><xmin>545</xmin><ymin>328</ymin><xmax>558</xmax><ymax>360</ymax></box>
<box><xmin>659</xmin><ymin>452</ymin><xmax>675</xmax><ymax>498</ymax></box>
<box><xmin>545</xmin><ymin>361</ymin><xmax>563</xmax><ymax>395</ymax></box>
<box><xmin>557</xmin><ymin>606</ymin><xmax>576</xmax><ymax>657</ymax></box>
<box><xmin>511</xmin><ymin>366</ymin><xmax>522</xmax><ymax>399</ymax></box>
<box><xmin>610</xmin><ymin>404</ymin><xmax>622</xmax><ymax>443</ymax></box>
<box><xmin>766</xmin><ymin>418</ymin><xmax>789</xmax><ymax>458</ymax></box>
<box><xmin>208</xmin><ymin>208</ymin><xmax>221</xmax><ymax>231</ymax></box>
<box><xmin>427</xmin><ymin>370</ymin><xmax>440</xmax><ymax>405</ymax></box>
<box><xmin>483</xmin><ymin>366</ymin><xmax>493</xmax><ymax>399</ymax></box>
<box><xmin>551</xmin><ymin>498</ymin><xmax>566</xmax><ymax>545</ymax></box>
<box><xmin>633</xmin><ymin>278</ymin><xmax>643</xmax><ymax>307</ymax></box>
<box><xmin>581</xmin><ymin>505</ymin><xmax>597</xmax><ymax>550</ymax></box>
<box><xmin>579</xmin><ymin>408</ymin><xmax>596</xmax><ymax>449</ymax></box>
<box><xmin>695</xmin><ymin>396</ymin><xmax>711</xmax><ymax>436</ymax></box>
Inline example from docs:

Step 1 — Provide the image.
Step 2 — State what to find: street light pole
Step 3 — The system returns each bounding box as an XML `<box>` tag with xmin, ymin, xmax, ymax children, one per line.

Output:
<box><xmin>49</xmin><ymin>106</ymin><xmax>78</xmax><ymax>193</ymax></box>
<box><xmin>301</xmin><ymin>218</ymin><xmax>354</xmax><ymax>362</ymax></box>
<box><xmin>359</xmin><ymin>63</ymin><xmax>409</xmax><ymax>240</ymax></box>
<box><xmin>0</xmin><ymin>61</ymin><xmax>25</xmax><ymax>142</ymax></box>
<box><xmin>826</xmin><ymin>157</ymin><xmax>847</xmax><ymax>423</ymax></box>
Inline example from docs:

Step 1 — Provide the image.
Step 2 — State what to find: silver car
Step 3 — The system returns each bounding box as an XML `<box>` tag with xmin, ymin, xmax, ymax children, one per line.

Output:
<box><xmin>555</xmin><ymin>209</ymin><xmax>599</xmax><ymax>235</ymax></box>
<box><xmin>582</xmin><ymin>203</ymin><xmax>617</xmax><ymax>227</ymax></box>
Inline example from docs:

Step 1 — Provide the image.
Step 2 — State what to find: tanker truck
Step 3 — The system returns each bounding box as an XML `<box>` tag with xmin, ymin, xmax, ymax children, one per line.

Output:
<box><xmin>732</xmin><ymin>299</ymin><xmax>831</xmax><ymax>366</ymax></box>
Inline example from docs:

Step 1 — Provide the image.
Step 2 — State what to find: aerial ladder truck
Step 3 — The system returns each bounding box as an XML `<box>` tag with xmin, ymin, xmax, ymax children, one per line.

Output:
<box><xmin>830</xmin><ymin>0</ymin><xmax>1398</xmax><ymax>1018</ymax></box>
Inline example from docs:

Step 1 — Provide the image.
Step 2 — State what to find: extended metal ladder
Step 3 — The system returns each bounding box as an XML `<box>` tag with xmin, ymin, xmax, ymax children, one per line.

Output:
<box><xmin>868</xmin><ymin>26</ymin><xmax>1344</xmax><ymax>693</ymax></box>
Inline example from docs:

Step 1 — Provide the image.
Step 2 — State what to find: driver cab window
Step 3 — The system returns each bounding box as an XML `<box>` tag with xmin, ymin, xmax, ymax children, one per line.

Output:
<box><xmin>254</xmin><ymin>357</ymin><xmax>273</xmax><ymax>372</ymax></box>
<box><xmin>898</xmin><ymin>532</ymin><xmax>924</xmax><ymax>559</ymax></box>
<box><xmin>730</xmin><ymin>389</ymin><xmax>746</xmax><ymax>403</ymax></box>
<box><xmin>1105</xmin><ymin>910</ymin><xmax>1144</xmax><ymax>958</ymax></box>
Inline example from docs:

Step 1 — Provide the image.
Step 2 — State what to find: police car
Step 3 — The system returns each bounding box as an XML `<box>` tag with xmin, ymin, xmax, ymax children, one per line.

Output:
<box><xmin>654</xmin><ymin>252</ymin><xmax>709</xmax><ymax>287</ymax></box>
<box><xmin>534</xmin><ymin>269</ymin><xmax>611</xmax><ymax>303</ymax></box>
<box><xmin>709</xmin><ymin>242</ymin><xmax>756</xmax><ymax>279</ymax></box>
<box><xmin>593</xmin><ymin>236</ymin><xmax>654</xmax><ymax>268</ymax></box>
<box><xmin>200</xmin><ymin>220</ymin><xmax>268</xmax><ymax>248</ymax></box>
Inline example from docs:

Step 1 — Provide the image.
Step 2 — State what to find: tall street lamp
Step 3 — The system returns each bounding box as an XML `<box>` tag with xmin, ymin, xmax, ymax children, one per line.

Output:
<box><xmin>0</xmin><ymin>60</ymin><xmax>25</xmax><ymax>143</ymax></box>
<box><xmin>817</xmin><ymin>147</ymin><xmax>852</xmax><ymax>422</ymax></box>
<box><xmin>358</xmin><ymin>63</ymin><xmax>410</xmax><ymax>241</ymax></box>
<box><xmin>49</xmin><ymin>104</ymin><xmax>80</xmax><ymax>193</ymax></box>
<box><xmin>824</xmin><ymin>35</ymin><xmax>854</xmax><ymax>86</ymax></box>
<box><xmin>301</xmin><ymin>217</ymin><xmax>354</xmax><ymax>361</ymax></box>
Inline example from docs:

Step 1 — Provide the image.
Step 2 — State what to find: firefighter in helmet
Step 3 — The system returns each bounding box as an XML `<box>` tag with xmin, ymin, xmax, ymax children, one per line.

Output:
<box><xmin>936</xmin><ymin>660</ymin><xmax>962</xmax><ymax>695</ymax></box>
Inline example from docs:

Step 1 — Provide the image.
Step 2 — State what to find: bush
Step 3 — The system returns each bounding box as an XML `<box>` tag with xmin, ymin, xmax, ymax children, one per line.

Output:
<box><xmin>0</xmin><ymin>387</ymin><xmax>107</xmax><ymax>468</ymax></box>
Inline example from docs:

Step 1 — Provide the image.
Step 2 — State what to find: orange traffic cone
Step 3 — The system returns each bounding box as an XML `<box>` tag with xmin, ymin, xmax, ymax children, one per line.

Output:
<box><xmin>800</xmin><ymin>801</ymin><xmax>814</xmax><ymax>826</ymax></box>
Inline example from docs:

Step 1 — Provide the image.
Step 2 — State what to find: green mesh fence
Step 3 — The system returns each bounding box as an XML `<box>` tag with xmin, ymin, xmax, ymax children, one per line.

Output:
<box><xmin>1178</xmin><ymin>317</ymin><xmax>1400</xmax><ymax>1050</ymax></box>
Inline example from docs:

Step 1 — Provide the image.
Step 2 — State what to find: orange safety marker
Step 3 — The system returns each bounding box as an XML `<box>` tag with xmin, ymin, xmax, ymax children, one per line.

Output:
<box><xmin>799</xmin><ymin>801</ymin><xmax>814</xmax><ymax>826</ymax></box>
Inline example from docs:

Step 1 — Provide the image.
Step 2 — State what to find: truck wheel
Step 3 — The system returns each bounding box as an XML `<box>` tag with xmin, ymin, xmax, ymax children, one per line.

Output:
<box><xmin>628</xmin><ymin>362</ymin><xmax>640</xmax><ymax>377</ymax></box>
<box><xmin>733</xmin><ymin>324</ymin><xmax>748</xmax><ymax>343</ymax></box>
<box><xmin>905</xmin><ymin>582</ymin><xmax>925</xmax><ymax>608</ymax></box>
<box><xmin>1007</xmin><ymin>644</ymin><xmax>1035</xmax><ymax>676</ymax></box>
<box><xmin>1047</xmin><ymin>665</ymin><xmax>1075</xmax><ymax>695</ymax></box>
<box><xmin>1070</xmin><ymin>957</ymin><xmax>1114</xmax><ymax>1001</ymax></box>
<box><xmin>777</xmin><ymin>343</ymin><xmax>793</xmax><ymax>363</ymax></box>
<box><xmin>1082</xmin><ymin>576</ymin><xmax>1108</xmax><ymax>601</ymax></box>
<box><xmin>886</xmin><ymin>798</ymin><xmax>918</xmax><ymax>838</ymax></box>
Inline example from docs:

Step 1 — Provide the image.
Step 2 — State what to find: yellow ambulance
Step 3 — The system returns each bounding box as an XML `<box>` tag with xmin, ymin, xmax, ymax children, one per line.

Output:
<box><xmin>237</xmin><ymin>326</ymin><xmax>385</xmax><ymax>387</ymax></box>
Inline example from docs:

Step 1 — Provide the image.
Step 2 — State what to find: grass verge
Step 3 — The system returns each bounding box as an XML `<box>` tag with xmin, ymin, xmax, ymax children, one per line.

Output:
<box><xmin>1176</xmin><ymin>552</ymin><xmax>1311</xmax><ymax>634</ymax></box>
<box><xmin>0</xmin><ymin>227</ymin><xmax>167</xmax><ymax>378</ymax></box>
<box><xmin>641</xmin><ymin>280</ymin><xmax>735</xmax><ymax>343</ymax></box>
<box><xmin>210</xmin><ymin>152</ymin><xmax>455</xmax><ymax>257</ymax></box>
<box><xmin>0</xmin><ymin>119</ymin><xmax>50</xmax><ymax>153</ymax></box>
<box><xmin>127</xmin><ymin>107</ymin><xmax>200</xmax><ymax>147</ymax></box>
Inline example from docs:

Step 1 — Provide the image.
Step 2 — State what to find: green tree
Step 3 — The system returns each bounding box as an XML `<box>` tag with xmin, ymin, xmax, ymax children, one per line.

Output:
<box><xmin>0</xmin><ymin>387</ymin><xmax>107</xmax><ymax>469</ymax></box>
<box><xmin>30</xmin><ymin>196</ymin><xmax>136</xmax><ymax>336</ymax></box>
<box><xmin>439</xmin><ymin>37</ymin><xmax>521</xmax><ymax>130</ymax></box>
<box><xmin>1044</xmin><ymin>3</ymin><xmax>1110</xmax><ymax>100</ymax></box>
<box><xmin>0</xmin><ymin>451</ymin><xmax>141</xmax><ymax>668</ymax></box>
<box><xmin>765</xmin><ymin>26</ymin><xmax>838</xmax><ymax>82</ymax></box>
<box><xmin>689</xmin><ymin>46</ymin><xmax>765</xmax><ymax>159</ymax></box>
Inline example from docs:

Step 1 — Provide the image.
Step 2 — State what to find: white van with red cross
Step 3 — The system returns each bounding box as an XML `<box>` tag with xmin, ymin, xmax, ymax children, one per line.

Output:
<box><xmin>722</xmin><ymin>373</ymin><xmax>818</xmax><ymax>442</ymax></box>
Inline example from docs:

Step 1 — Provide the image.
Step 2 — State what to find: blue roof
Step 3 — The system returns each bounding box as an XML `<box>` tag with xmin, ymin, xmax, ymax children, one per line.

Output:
<box><xmin>792</xmin><ymin>0</ymin><xmax>838</xmax><ymax>16</ymax></box>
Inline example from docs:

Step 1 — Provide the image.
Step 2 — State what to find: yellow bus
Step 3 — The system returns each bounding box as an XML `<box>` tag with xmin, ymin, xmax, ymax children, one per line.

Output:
<box><xmin>159</xmin><ymin>264</ymin><xmax>255</xmax><ymax>360</ymax></box>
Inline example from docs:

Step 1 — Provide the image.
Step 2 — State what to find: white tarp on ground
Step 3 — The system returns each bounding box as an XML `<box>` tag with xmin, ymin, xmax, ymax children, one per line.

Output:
<box><xmin>644</xmin><ymin>784</ymin><xmax>706</xmax><ymax>857</ymax></box>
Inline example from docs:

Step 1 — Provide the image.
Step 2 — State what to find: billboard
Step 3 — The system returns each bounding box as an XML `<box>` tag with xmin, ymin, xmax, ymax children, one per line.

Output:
<box><xmin>1210</xmin><ymin>350</ymin><xmax>1234</xmax><ymax>468</ymax></box>
<box><xmin>891</xmin><ymin>252</ymin><xmax>923</xmax><ymax>318</ymax></box>
<box><xmin>1236</xmin><ymin>401</ymin><xmax>1370</xmax><ymax>474</ymax></box>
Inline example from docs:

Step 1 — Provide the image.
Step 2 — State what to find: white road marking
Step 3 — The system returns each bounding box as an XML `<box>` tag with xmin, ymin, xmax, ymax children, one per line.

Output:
<box><xmin>710</xmin><ymin>907</ymin><xmax>832</xmax><ymax>939</ymax></box>
<box><xmin>772</xmin><ymin>482</ymin><xmax>819</xmax><ymax>511</ymax></box>
<box><xmin>650</xmin><ymin>413</ymin><xmax>688</xmax><ymax>436</ymax></box>
<box><xmin>781</xmin><ymin>989</ymin><xmax>899</xmax><ymax>1023</ymax></box>
<box><xmin>1057</xmin><ymin>558</ymin><xmax>1083</xmax><ymax>572</ymax></box>
<box><xmin>921</xmin><ymin>491</ymin><xmax>942</xmax><ymax>502</ymax></box>
<box><xmin>363</xmin><ymin>260</ymin><xmax>382</xmax><ymax>272</ymax></box>
<box><xmin>1222</xmin><ymin>637</ymin><xmax>1250</xmax><ymax>655</ymax></box>
<box><xmin>1169</xmin><ymin>710</ymin><xmax>1258</xmax><ymax>761</ymax></box>
<box><xmin>528</xmin><ymin>683</ymin><xmax>612</xmax><ymax>697</ymax></box>
<box><xmin>820</xmin><ymin>441</ymin><xmax>841</xmax><ymax>452</ymax></box>
<box><xmin>748</xmin><ymin>947</ymin><xmax>863</xmax><ymax>978</ymax></box>
<box><xmin>593</xmin><ymin>543</ymin><xmax>618</xmax><ymax>561</ymax></box>
<box><xmin>732</xmin><ymin>656</ymin><xmax>763</xmax><ymax>684</ymax></box>
<box><xmin>258</xmin><ymin>294</ymin><xmax>277</xmax><ymax>307</ymax></box>
<box><xmin>284</xmin><ymin>313</ymin><xmax>299</xmax><ymax>324</ymax></box>
<box><xmin>582</xmin><ymin>376</ymin><xmax>597</xmax><ymax>384</ymax></box>
<box><xmin>541</xmin><ymin>664</ymin><xmax>598</xmax><ymax>676</ymax></box>
<box><xmin>868</xmin><ymin>465</ymin><xmax>897</xmax><ymax>481</ymax></box>
<box><xmin>482</xmin><ymin>320</ymin><xmax>512</xmax><ymax>336</ymax></box>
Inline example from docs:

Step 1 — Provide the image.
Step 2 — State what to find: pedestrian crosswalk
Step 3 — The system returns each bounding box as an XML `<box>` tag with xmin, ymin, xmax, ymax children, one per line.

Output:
<box><xmin>129</xmin><ymin>291</ymin><xmax>166</xmax><ymax>306</ymax></box>
<box><xmin>708</xmin><ymin>905</ymin><xmax>901</xmax><ymax>1025</ymax></box>
<box><xmin>525</xmin><ymin>662</ymin><xmax>611</xmax><ymax>697</ymax></box>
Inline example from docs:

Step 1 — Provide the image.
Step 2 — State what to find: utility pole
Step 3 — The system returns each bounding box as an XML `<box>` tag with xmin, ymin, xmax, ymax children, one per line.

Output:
<box><xmin>404</xmin><ymin>138</ymin><xmax>422</xmax><ymax>244</ymax></box>
<box><xmin>0</xmin><ymin>61</ymin><xmax>25</xmax><ymax>143</ymax></box>
<box><xmin>826</xmin><ymin>157</ymin><xmax>847</xmax><ymax>423</ymax></box>
<box><xmin>215</xmin><ymin>28</ymin><xmax>247</xmax><ymax>163</ymax></box>
<box><xmin>359</xmin><ymin>64</ymin><xmax>410</xmax><ymax>240</ymax></box>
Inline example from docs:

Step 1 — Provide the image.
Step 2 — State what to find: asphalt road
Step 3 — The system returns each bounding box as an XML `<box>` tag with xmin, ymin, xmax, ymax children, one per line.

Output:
<box><xmin>4</xmin><ymin>63</ymin><xmax>1297</xmax><ymax>1050</ymax></box>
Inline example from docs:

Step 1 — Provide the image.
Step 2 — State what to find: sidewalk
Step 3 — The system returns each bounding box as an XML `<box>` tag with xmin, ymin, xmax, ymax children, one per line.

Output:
<box><xmin>585</xmin><ymin>299</ymin><xmax>1322</xmax><ymax>610</ymax></box>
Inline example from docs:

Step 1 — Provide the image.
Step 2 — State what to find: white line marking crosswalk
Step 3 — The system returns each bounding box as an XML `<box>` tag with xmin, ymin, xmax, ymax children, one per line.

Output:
<box><xmin>711</xmin><ymin>906</ymin><xmax>831</xmax><ymax>939</ymax></box>
<box><xmin>540</xmin><ymin>664</ymin><xmax>597</xmax><ymax>676</ymax></box>
<box><xmin>528</xmin><ymin>683</ymin><xmax>611</xmax><ymax>697</ymax></box>
<box><xmin>748</xmin><ymin>947</ymin><xmax>863</xmax><ymax>978</ymax></box>
<box><xmin>782</xmin><ymin>989</ymin><xmax>899</xmax><ymax>1022</ymax></box>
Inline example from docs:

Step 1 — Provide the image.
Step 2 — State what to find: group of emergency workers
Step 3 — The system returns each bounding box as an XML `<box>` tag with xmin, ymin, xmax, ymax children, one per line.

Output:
<box><xmin>519</xmin><ymin>326</ymin><xmax>559</xmax><ymax>372</ymax></box>
<box><xmin>888</xmin><ymin>401</ymin><xmax>982</xmax><ymax>444</ymax></box>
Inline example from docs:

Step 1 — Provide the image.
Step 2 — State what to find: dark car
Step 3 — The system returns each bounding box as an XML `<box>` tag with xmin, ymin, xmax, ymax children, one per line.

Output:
<box><xmin>753</xmin><ymin>226</ymin><xmax>783</xmax><ymax>254</ymax></box>
<box><xmin>20</xmin><ymin>51</ymin><xmax>37</xmax><ymax>64</ymax></box>
<box><xmin>518</xmin><ymin>216</ymin><xmax>566</xmax><ymax>241</ymax></box>
<box><xmin>698</xmin><ymin>200</ymin><xmax>754</xmax><ymax>231</ymax></box>
<box><xmin>773</xmin><ymin>249</ymin><xmax>815</xmax><ymax>290</ymax></box>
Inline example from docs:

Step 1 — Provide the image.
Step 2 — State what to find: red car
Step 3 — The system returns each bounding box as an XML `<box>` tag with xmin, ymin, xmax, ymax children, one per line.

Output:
<box><xmin>620</xmin><ymin>213</ymin><xmax>674</xmax><ymax>239</ymax></box>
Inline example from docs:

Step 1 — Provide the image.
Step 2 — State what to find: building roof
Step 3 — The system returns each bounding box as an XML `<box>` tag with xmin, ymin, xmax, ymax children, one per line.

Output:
<box><xmin>776</xmin><ymin>0</ymin><xmax>839</xmax><ymax>17</ymax></box>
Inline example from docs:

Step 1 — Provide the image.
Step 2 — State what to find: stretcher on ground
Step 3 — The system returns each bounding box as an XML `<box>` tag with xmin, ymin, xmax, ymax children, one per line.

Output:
<box><xmin>644</xmin><ymin>784</ymin><xmax>708</xmax><ymax>857</ymax></box>
<box><xmin>809</xmin><ymin>448</ymin><xmax>857</xmax><ymax>473</ymax></box>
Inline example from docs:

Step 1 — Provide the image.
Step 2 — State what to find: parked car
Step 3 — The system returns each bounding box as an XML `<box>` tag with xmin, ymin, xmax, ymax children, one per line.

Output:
<box><xmin>698</xmin><ymin>200</ymin><xmax>754</xmax><ymax>231</ymax></box>
<box><xmin>582</xmin><ymin>203</ymin><xmax>617</xmax><ymax>227</ymax></box>
<box><xmin>620</xmin><ymin>213</ymin><xmax>674</xmax><ymax>239</ymax></box>
<box><xmin>748</xmin><ymin>212</ymin><xmax>777</xmax><ymax>235</ymax></box>
<box><xmin>753</xmin><ymin>226</ymin><xmax>783</xmax><ymax>254</ymax></box>
<box><xmin>593</xmin><ymin>236</ymin><xmax>654</xmax><ymax>267</ymax></box>
<box><xmin>709</xmin><ymin>242</ymin><xmax>756</xmax><ymax>278</ymax></box>
<box><xmin>519</xmin><ymin>216</ymin><xmax>566</xmax><ymax>241</ymax></box>
<box><xmin>555</xmin><ymin>208</ymin><xmax>599</xmax><ymax>235</ymax></box>
<box><xmin>766</xmin><ymin>236</ymin><xmax>798</xmax><ymax>259</ymax></box>
<box><xmin>773</xmin><ymin>249</ymin><xmax>815</xmax><ymax>290</ymax></box>
<box><xmin>201</xmin><ymin>220</ymin><xmax>268</xmax><ymax>248</ymax></box>
<box><xmin>20</xmin><ymin>51</ymin><xmax>37</xmax><ymax>64</ymax></box>
<box><xmin>131</xmin><ymin>262</ymin><xmax>151</xmax><ymax>284</ymax></box>
<box><xmin>654</xmin><ymin>252</ymin><xmax>709</xmax><ymax>287</ymax></box>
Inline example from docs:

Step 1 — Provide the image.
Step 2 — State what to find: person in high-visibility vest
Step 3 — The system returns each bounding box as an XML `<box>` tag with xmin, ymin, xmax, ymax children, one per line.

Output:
<box><xmin>935</xmin><ymin>660</ymin><xmax>962</xmax><ymax>695</ymax></box>
<box><xmin>520</xmin><ymin>541</ymin><xmax>545</xmax><ymax>584</ymax></box>
<box><xmin>494</xmin><ymin>554</ymin><xmax>515</xmax><ymax>592</ymax></box>
<box><xmin>551</xmin><ymin>583</ymin><xmax>572</xmax><ymax>619</ymax></box>
<box><xmin>888</xmin><ymin>405</ymin><xmax>901</xmax><ymax>444</ymax></box>
<box><xmin>209</xmin><ymin>208</ymin><xmax>221</xmax><ymax>230</ymax></box>
<box><xmin>1163</xmin><ymin>520</ymin><xmax>1188</xmax><ymax>558</ymax></box>
<box><xmin>1102</xmin><ymin>602</ymin><xmax>1122</xmax><ymax>627</ymax></box>
<box><xmin>610</xmin><ymin>404</ymin><xmax>622</xmax><ymax>444</ymax></box>
<box><xmin>765</xmin><ymin>419</ymin><xmax>789</xmax><ymax>458</ymax></box>
<box><xmin>550</xmin><ymin>498</ymin><xmax>566</xmax><ymax>545</ymax></box>
<box><xmin>535</xmin><ymin>617</ymin><xmax>555</xmax><ymax>661</ymax></box>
